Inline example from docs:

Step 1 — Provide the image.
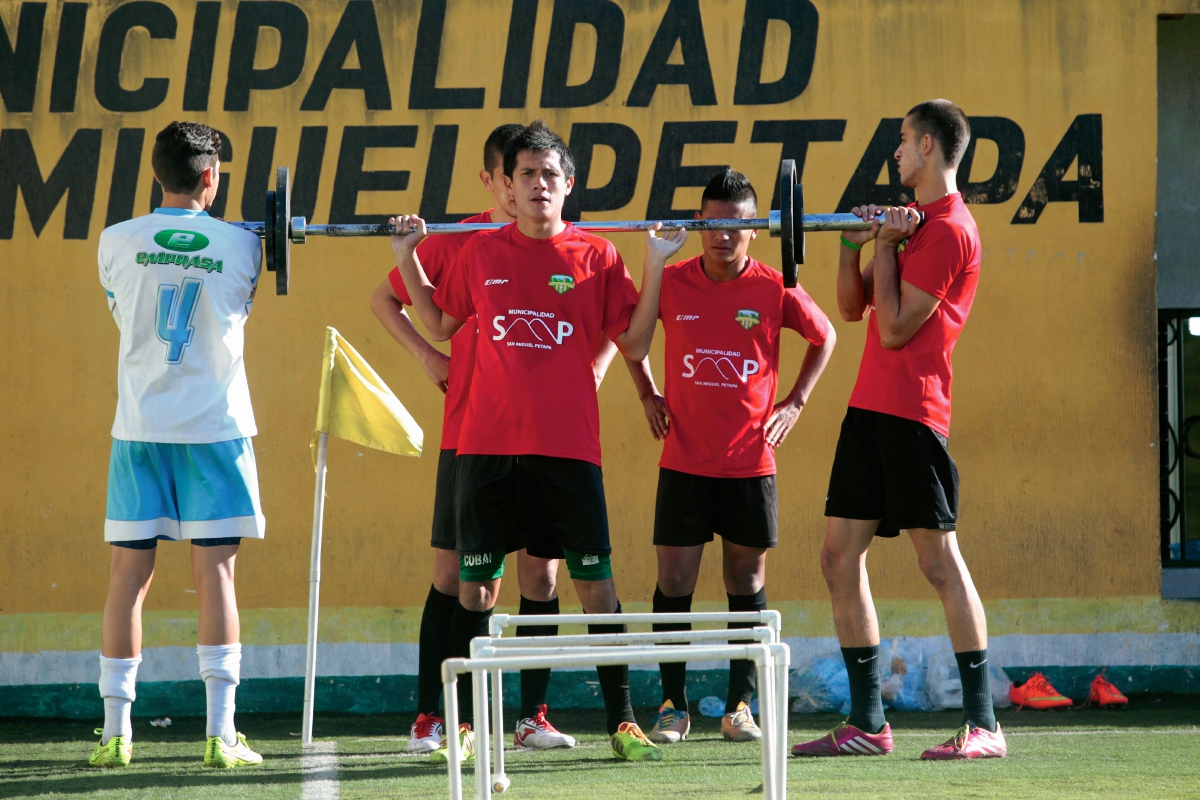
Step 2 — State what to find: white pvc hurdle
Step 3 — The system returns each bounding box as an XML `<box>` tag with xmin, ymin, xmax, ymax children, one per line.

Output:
<box><xmin>442</xmin><ymin>644</ymin><xmax>781</xmax><ymax>800</ymax></box>
<box><xmin>482</xmin><ymin>610</ymin><xmax>785</xmax><ymax>796</ymax></box>
<box><xmin>471</xmin><ymin>627</ymin><xmax>790</xmax><ymax>797</ymax></box>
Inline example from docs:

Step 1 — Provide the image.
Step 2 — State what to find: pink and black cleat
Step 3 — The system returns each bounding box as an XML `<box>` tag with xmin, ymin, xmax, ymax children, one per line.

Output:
<box><xmin>920</xmin><ymin>722</ymin><xmax>1008</xmax><ymax>760</ymax></box>
<box><xmin>791</xmin><ymin>722</ymin><xmax>893</xmax><ymax>757</ymax></box>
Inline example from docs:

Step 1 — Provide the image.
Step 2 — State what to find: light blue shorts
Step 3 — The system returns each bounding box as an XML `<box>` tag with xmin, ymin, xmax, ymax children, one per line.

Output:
<box><xmin>104</xmin><ymin>438</ymin><xmax>266</xmax><ymax>543</ymax></box>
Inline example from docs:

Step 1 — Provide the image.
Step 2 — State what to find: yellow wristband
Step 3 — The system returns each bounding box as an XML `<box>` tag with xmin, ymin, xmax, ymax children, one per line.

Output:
<box><xmin>840</xmin><ymin>235</ymin><xmax>862</xmax><ymax>250</ymax></box>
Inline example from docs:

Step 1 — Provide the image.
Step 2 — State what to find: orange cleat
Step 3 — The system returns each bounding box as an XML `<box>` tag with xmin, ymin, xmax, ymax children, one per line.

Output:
<box><xmin>1089</xmin><ymin>673</ymin><xmax>1129</xmax><ymax>707</ymax></box>
<box><xmin>1009</xmin><ymin>672</ymin><xmax>1073</xmax><ymax>709</ymax></box>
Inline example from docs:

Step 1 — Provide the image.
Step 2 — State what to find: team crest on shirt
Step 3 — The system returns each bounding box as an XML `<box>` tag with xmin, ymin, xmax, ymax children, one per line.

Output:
<box><xmin>548</xmin><ymin>274</ymin><xmax>575</xmax><ymax>294</ymax></box>
<box><xmin>735</xmin><ymin>309</ymin><xmax>760</xmax><ymax>329</ymax></box>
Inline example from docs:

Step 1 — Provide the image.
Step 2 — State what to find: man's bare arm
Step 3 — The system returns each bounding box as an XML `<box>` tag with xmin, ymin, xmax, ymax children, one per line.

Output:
<box><xmin>872</xmin><ymin>207</ymin><xmax>941</xmax><ymax>350</ymax></box>
<box><xmin>764</xmin><ymin>327</ymin><xmax>837</xmax><ymax>447</ymax></box>
<box><xmin>593</xmin><ymin>336</ymin><xmax>618</xmax><ymax>389</ymax></box>
<box><xmin>370</xmin><ymin>278</ymin><xmax>451</xmax><ymax>393</ymax></box>
<box><xmin>389</xmin><ymin>215</ymin><xmax>466</xmax><ymax>342</ymax></box>
<box><xmin>614</xmin><ymin>225</ymin><xmax>688</xmax><ymax>361</ymax></box>
<box><xmin>624</xmin><ymin>356</ymin><xmax>669</xmax><ymax>440</ymax></box>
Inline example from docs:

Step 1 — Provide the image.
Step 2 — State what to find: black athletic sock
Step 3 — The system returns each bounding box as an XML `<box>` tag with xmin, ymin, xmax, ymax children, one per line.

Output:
<box><xmin>652</xmin><ymin>585</ymin><xmax>693</xmax><ymax>711</ymax></box>
<box><xmin>725</xmin><ymin>588</ymin><xmax>767</xmax><ymax>714</ymax></box>
<box><xmin>417</xmin><ymin>584</ymin><xmax>460</xmax><ymax>716</ymax></box>
<box><xmin>517</xmin><ymin>595</ymin><xmax>559</xmax><ymax>719</ymax></box>
<box><xmin>588</xmin><ymin>602</ymin><xmax>635</xmax><ymax>735</ymax></box>
<box><xmin>449</xmin><ymin>602</ymin><xmax>493</xmax><ymax>726</ymax></box>
<box><xmin>842</xmin><ymin>645</ymin><xmax>886</xmax><ymax>734</ymax></box>
<box><xmin>955</xmin><ymin>649</ymin><xmax>996</xmax><ymax>732</ymax></box>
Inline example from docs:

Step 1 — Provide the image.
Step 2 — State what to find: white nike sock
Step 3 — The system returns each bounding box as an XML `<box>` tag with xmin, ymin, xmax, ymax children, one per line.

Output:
<box><xmin>99</xmin><ymin>655</ymin><xmax>141</xmax><ymax>744</ymax></box>
<box><xmin>197</xmin><ymin>643</ymin><xmax>241</xmax><ymax>746</ymax></box>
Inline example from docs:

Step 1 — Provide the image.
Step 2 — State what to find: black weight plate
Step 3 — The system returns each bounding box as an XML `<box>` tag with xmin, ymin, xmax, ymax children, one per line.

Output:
<box><xmin>274</xmin><ymin>166</ymin><xmax>291</xmax><ymax>295</ymax></box>
<box><xmin>263</xmin><ymin>190</ymin><xmax>276</xmax><ymax>272</ymax></box>
<box><xmin>779</xmin><ymin>159</ymin><xmax>796</xmax><ymax>288</ymax></box>
<box><xmin>795</xmin><ymin>180</ymin><xmax>805</xmax><ymax>268</ymax></box>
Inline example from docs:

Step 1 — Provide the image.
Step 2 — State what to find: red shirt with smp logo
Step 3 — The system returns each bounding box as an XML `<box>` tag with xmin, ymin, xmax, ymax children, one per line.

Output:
<box><xmin>387</xmin><ymin>210</ymin><xmax>492</xmax><ymax>451</ymax></box>
<box><xmin>433</xmin><ymin>222</ymin><xmax>638</xmax><ymax>466</ymax></box>
<box><xmin>848</xmin><ymin>192</ymin><xmax>980</xmax><ymax>437</ymax></box>
<box><xmin>658</xmin><ymin>256</ymin><xmax>831</xmax><ymax>478</ymax></box>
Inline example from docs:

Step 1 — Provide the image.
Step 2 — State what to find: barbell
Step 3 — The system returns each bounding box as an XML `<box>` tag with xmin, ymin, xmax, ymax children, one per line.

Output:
<box><xmin>231</xmin><ymin>159</ymin><xmax>921</xmax><ymax>295</ymax></box>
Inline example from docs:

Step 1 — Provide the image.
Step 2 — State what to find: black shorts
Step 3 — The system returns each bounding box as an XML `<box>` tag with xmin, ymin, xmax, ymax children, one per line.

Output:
<box><xmin>430</xmin><ymin>449</ymin><xmax>458</xmax><ymax>550</ymax></box>
<box><xmin>454</xmin><ymin>454</ymin><xmax>602</xmax><ymax>557</ymax></box>
<box><xmin>825</xmin><ymin>407</ymin><xmax>958</xmax><ymax>537</ymax></box>
<box><xmin>110</xmin><ymin>536</ymin><xmax>242</xmax><ymax>549</ymax></box>
<box><xmin>653</xmin><ymin>468</ymin><xmax>778</xmax><ymax>549</ymax></box>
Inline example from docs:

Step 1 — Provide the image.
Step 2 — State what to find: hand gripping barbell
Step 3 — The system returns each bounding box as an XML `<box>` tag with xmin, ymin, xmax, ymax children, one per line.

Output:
<box><xmin>231</xmin><ymin>160</ymin><xmax>922</xmax><ymax>295</ymax></box>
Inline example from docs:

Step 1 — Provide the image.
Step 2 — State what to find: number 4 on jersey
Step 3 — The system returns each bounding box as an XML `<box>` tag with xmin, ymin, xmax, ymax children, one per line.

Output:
<box><xmin>156</xmin><ymin>278</ymin><xmax>203</xmax><ymax>364</ymax></box>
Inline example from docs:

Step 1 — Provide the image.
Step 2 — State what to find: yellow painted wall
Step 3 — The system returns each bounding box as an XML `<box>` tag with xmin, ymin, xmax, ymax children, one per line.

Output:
<box><xmin>0</xmin><ymin>0</ymin><xmax>1180</xmax><ymax>623</ymax></box>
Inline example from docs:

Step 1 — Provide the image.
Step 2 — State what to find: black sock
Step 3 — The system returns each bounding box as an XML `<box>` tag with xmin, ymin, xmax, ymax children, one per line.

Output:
<box><xmin>517</xmin><ymin>595</ymin><xmax>559</xmax><ymax>719</ymax></box>
<box><xmin>842</xmin><ymin>645</ymin><xmax>886</xmax><ymax>733</ymax></box>
<box><xmin>725</xmin><ymin>588</ymin><xmax>767</xmax><ymax>714</ymax></box>
<box><xmin>652</xmin><ymin>585</ymin><xmax>693</xmax><ymax>710</ymax></box>
<box><xmin>955</xmin><ymin>649</ymin><xmax>996</xmax><ymax>731</ymax></box>
<box><xmin>449</xmin><ymin>602</ymin><xmax>493</xmax><ymax>726</ymax></box>
<box><xmin>588</xmin><ymin>602</ymin><xmax>635</xmax><ymax>735</ymax></box>
<box><xmin>417</xmin><ymin>585</ymin><xmax>460</xmax><ymax>716</ymax></box>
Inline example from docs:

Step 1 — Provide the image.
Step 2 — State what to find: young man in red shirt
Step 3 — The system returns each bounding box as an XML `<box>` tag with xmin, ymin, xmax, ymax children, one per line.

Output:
<box><xmin>391</xmin><ymin>120</ymin><xmax>684</xmax><ymax>762</ymax></box>
<box><xmin>792</xmin><ymin>99</ymin><xmax>1006</xmax><ymax>760</ymax></box>
<box><xmin>371</xmin><ymin>124</ymin><xmax>602</xmax><ymax>755</ymax></box>
<box><xmin>624</xmin><ymin>170</ymin><xmax>835</xmax><ymax>745</ymax></box>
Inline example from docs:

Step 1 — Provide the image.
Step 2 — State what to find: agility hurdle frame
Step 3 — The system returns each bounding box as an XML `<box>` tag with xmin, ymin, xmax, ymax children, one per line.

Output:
<box><xmin>442</xmin><ymin>643</ymin><xmax>782</xmax><ymax>800</ymax></box>
<box><xmin>472</xmin><ymin>627</ymin><xmax>789</xmax><ymax>796</ymax></box>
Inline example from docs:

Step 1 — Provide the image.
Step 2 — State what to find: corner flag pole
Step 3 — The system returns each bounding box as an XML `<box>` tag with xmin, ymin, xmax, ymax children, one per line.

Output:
<box><xmin>302</xmin><ymin>432</ymin><xmax>330</xmax><ymax>745</ymax></box>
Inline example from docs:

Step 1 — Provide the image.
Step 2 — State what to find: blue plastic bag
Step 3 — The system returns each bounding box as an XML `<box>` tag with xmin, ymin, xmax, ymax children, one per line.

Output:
<box><xmin>789</xmin><ymin>652</ymin><xmax>851</xmax><ymax>714</ymax></box>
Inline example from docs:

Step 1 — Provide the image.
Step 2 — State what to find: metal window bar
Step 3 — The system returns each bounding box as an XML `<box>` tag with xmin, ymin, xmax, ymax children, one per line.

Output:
<box><xmin>441</xmin><ymin>644</ymin><xmax>785</xmax><ymax>800</ymax></box>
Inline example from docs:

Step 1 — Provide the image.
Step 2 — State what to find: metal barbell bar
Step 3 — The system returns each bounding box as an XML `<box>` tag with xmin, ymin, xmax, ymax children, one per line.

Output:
<box><xmin>233</xmin><ymin>160</ymin><xmax>921</xmax><ymax>295</ymax></box>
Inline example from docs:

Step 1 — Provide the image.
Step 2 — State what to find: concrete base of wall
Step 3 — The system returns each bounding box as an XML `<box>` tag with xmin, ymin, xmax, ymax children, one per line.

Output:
<box><xmin>1162</xmin><ymin>568</ymin><xmax>1200</xmax><ymax>599</ymax></box>
<box><xmin>3</xmin><ymin>665</ymin><xmax>1197</xmax><ymax>719</ymax></box>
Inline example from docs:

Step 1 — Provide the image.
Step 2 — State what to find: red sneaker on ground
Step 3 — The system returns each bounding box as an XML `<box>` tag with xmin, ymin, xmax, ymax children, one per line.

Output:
<box><xmin>1009</xmin><ymin>672</ymin><xmax>1073</xmax><ymax>709</ymax></box>
<box><xmin>1089</xmin><ymin>674</ymin><xmax>1129</xmax><ymax>707</ymax></box>
<box><xmin>791</xmin><ymin>722</ymin><xmax>893</xmax><ymax>757</ymax></box>
<box><xmin>921</xmin><ymin>722</ymin><xmax>1007</xmax><ymax>760</ymax></box>
<box><xmin>406</xmin><ymin>712</ymin><xmax>444</xmax><ymax>753</ymax></box>
<box><xmin>514</xmin><ymin>704</ymin><xmax>576</xmax><ymax>749</ymax></box>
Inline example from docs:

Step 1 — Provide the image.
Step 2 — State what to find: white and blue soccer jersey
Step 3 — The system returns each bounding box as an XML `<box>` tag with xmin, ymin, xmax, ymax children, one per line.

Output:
<box><xmin>98</xmin><ymin>208</ymin><xmax>261</xmax><ymax>443</ymax></box>
<box><xmin>99</xmin><ymin>208</ymin><xmax>265</xmax><ymax>543</ymax></box>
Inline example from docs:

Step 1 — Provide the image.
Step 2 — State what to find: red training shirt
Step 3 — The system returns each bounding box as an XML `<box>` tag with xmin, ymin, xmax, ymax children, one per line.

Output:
<box><xmin>433</xmin><ymin>223</ymin><xmax>638</xmax><ymax>466</ymax></box>
<box><xmin>848</xmin><ymin>192</ymin><xmax>980</xmax><ymax>436</ymax></box>
<box><xmin>658</xmin><ymin>256</ymin><xmax>831</xmax><ymax>478</ymax></box>
<box><xmin>387</xmin><ymin>210</ymin><xmax>492</xmax><ymax>451</ymax></box>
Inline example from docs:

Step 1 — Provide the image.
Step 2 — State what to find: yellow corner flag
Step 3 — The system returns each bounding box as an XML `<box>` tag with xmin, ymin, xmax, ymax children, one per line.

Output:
<box><xmin>313</xmin><ymin>327</ymin><xmax>423</xmax><ymax>460</ymax></box>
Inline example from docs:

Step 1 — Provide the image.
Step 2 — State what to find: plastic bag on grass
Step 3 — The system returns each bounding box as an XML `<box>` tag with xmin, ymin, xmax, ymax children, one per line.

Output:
<box><xmin>790</xmin><ymin>652</ymin><xmax>851</xmax><ymax>714</ymax></box>
<box><xmin>926</xmin><ymin>649</ymin><xmax>1014</xmax><ymax>710</ymax></box>
<box><xmin>879</xmin><ymin>640</ymin><xmax>932</xmax><ymax>712</ymax></box>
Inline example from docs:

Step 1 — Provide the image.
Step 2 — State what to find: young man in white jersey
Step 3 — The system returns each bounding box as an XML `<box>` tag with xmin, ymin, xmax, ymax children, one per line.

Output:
<box><xmin>625</xmin><ymin>170</ymin><xmax>835</xmax><ymax>745</ymax></box>
<box><xmin>371</xmin><ymin>124</ymin><xmax>603</xmax><ymax>754</ymax></box>
<box><xmin>90</xmin><ymin>122</ymin><xmax>264</xmax><ymax>769</ymax></box>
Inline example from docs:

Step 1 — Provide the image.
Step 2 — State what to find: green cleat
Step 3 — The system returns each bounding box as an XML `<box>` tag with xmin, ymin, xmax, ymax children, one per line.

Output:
<box><xmin>88</xmin><ymin>728</ymin><xmax>132</xmax><ymax>768</ymax></box>
<box><xmin>203</xmin><ymin>732</ymin><xmax>263</xmax><ymax>768</ymax></box>
<box><xmin>428</xmin><ymin>723</ymin><xmax>474</xmax><ymax>764</ymax></box>
<box><xmin>611</xmin><ymin>721</ymin><xmax>662</xmax><ymax>762</ymax></box>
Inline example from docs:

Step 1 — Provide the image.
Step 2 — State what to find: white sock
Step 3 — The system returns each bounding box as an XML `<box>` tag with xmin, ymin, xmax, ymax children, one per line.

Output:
<box><xmin>99</xmin><ymin>655</ymin><xmax>141</xmax><ymax>744</ymax></box>
<box><xmin>198</xmin><ymin>643</ymin><xmax>241</xmax><ymax>746</ymax></box>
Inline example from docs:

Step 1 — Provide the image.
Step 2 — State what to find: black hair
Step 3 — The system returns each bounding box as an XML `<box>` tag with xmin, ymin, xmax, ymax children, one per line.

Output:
<box><xmin>906</xmin><ymin>99</ymin><xmax>971</xmax><ymax>169</ymax></box>
<box><xmin>151</xmin><ymin>121</ymin><xmax>222</xmax><ymax>194</ymax></box>
<box><xmin>701</xmin><ymin>168</ymin><xmax>757</xmax><ymax>212</ymax></box>
<box><xmin>484</xmin><ymin>124</ymin><xmax>525</xmax><ymax>174</ymax></box>
<box><xmin>503</xmin><ymin>119</ymin><xmax>575</xmax><ymax>179</ymax></box>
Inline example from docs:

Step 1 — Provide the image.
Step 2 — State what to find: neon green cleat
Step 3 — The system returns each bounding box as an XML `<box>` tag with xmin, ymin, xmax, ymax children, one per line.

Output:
<box><xmin>611</xmin><ymin>721</ymin><xmax>662</xmax><ymax>762</ymax></box>
<box><xmin>88</xmin><ymin>728</ymin><xmax>132</xmax><ymax>768</ymax></box>
<box><xmin>428</xmin><ymin>723</ymin><xmax>474</xmax><ymax>764</ymax></box>
<box><xmin>203</xmin><ymin>732</ymin><xmax>263</xmax><ymax>768</ymax></box>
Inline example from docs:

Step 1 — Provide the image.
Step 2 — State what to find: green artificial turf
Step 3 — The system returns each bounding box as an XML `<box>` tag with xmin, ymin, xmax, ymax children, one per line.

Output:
<box><xmin>3</xmin><ymin>696</ymin><xmax>1199</xmax><ymax>799</ymax></box>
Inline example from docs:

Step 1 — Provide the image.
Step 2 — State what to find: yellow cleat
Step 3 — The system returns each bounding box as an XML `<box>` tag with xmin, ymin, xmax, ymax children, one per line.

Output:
<box><xmin>610</xmin><ymin>721</ymin><xmax>662</xmax><ymax>762</ymax></box>
<box><xmin>429</xmin><ymin>723</ymin><xmax>474</xmax><ymax>764</ymax></box>
<box><xmin>204</xmin><ymin>732</ymin><xmax>263</xmax><ymax>768</ymax></box>
<box><xmin>88</xmin><ymin>728</ymin><xmax>132</xmax><ymax>768</ymax></box>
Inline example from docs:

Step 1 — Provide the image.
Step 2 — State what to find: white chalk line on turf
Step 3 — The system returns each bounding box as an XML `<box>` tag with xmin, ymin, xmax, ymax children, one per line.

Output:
<box><xmin>301</xmin><ymin>741</ymin><xmax>340</xmax><ymax>800</ymax></box>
